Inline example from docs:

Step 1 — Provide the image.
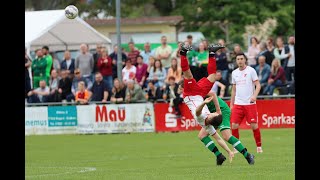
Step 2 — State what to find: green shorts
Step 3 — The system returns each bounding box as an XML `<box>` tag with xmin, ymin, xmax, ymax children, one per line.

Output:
<box><xmin>218</xmin><ymin>110</ymin><xmax>231</xmax><ymax>132</ymax></box>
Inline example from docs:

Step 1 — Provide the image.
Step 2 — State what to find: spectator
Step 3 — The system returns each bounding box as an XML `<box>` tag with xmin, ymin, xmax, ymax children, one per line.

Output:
<box><xmin>247</xmin><ymin>37</ymin><xmax>260</xmax><ymax>67</ymax></box>
<box><xmin>229</xmin><ymin>44</ymin><xmax>242</xmax><ymax>71</ymax></box>
<box><xmin>147</xmin><ymin>56</ymin><xmax>155</xmax><ymax>74</ymax></box>
<box><xmin>286</xmin><ymin>36</ymin><xmax>295</xmax><ymax>82</ymax></box>
<box><xmin>110</xmin><ymin>78</ymin><xmax>126</xmax><ymax>103</ymax></box>
<box><xmin>125</xmin><ymin>80</ymin><xmax>145</xmax><ymax>103</ymax></box>
<box><xmin>202</xmin><ymin>39</ymin><xmax>209</xmax><ymax>50</ymax></box>
<box><xmin>263</xmin><ymin>59</ymin><xmax>286</xmax><ymax>95</ymax></box>
<box><xmin>60</xmin><ymin>50</ymin><xmax>75</xmax><ymax>78</ymax></box>
<box><xmin>69</xmin><ymin>69</ymin><xmax>91</xmax><ymax>101</ymax></box>
<box><xmin>122</xmin><ymin>59</ymin><xmax>137</xmax><ymax>84</ymax></box>
<box><xmin>135</xmin><ymin>55</ymin><xmax>148</xmax><ymax>88</ymax></box>
<box><xmin>92</xmin><ymin>44</ymin><xmax>102</xmax><ymax>76</ymax></box>
<box><xmin>255</xmin><ymin>55</ymin><xmax>271</xmax><ymax>93</ymax></box>
<box><xmin>147</xmin><ymin>59</ymin><xmax>167</xmax><ymax>89</ymax></box>
<box><xmin>163</xmin><ymin>76</ymin><xmax>182</xmax><ymax>115</ymax></box>
<box><xmin>42</xmin><ymin>46</ymin><xmax>53</xmax><ymax>83</ymax></box>
<box><xmin>51</xmin><ymin>52</ymin><xmax>60</xmax><ymax>74</ymax></box>
<box><xmin>75</xmin><ymin>43</ymin><xmax>94</xmax><ymax>85</ymax></box>
<box><xmin>140</xmin><ymin>42</ymin><xmax>154</xmax><ymax>64</ymax></box>
<box><xmin>218</xmin><ymin>39</ymin><xmax>230</xmax><ymax>54</ymax></box>
<box><xmin>146</xmin><ymin>81</ymin><xmax>162</xmax><ymax>102</ymax></box>
<box><xmin>25</xmin><ymin>49</ymin><xmax>32</xmax><ymax>98</ymax></box>
<box><xmin>75</xmin><ymin>81</ymin><xmax>90</xmax><ymax>105</ymax></box>
<box><xmin>215</xmin><ymin>47</ymin><xmax>229</xmax><ymax>82</ymax></box>
<box><xmin>266</xmin><ymin>37</ymin><xmax>275</xmax><ymax>53</ymax></box>
<box><xmin>90</xmin><ymin>72</ymin><xmax>109</xmax><ymax>102</ymax></box>
<box><xmin>208</xmin><ymin>70</ymin><xmax>226</xmax><ymax>98</ymax></box>
<box><xmin>165</xmin><ymin>57</ymin><xmax>182</xmax><ymax>84</ymax></box>
<box><xmin>196</xmin><ymin>42</ymin><xmax>209</xmax><ymax>80</ymax></box>
<box><xmin>109</xmin><ymin>44</ymin><xmax>128</xmax><ymax>79</ymax></box>
<box><xmin>171</xmin><ymin>41</ymin><xmax>182</xmax><ymax>66</ymax></box>
<box><xmin>47</xmin><ymin>69</ymin><xmax>60</xmax><ymax>102</ymax></box>
<box><xmin>97</xmin><ymin>47</ymin><xmax>113</xmax><ymax>91</ymax></box>
<box><xmin>57</xmin><ymin>70</ymin><xmax>73</xmax><ymax>101</ymax></box>
<box><xmin>256</xmin><ymin>42</ymin><xmax>275</xmax><ymax>66</ymax></box>
<box><xmin>186</xmin><ymin>35</ymin><xmax>197</xmax><ymax>50</ymax></box>
<box><xmin>127</xmin><ymin>42</ymin><xmax>140</xmax><ymax>66</ymax></box>
<box><xmin>273</xmin><ymin>36</ymin><xmax>290</xmax><ymax>69</ymax></box>
<box><xmin>27</xmin><ymin>80</ymin><xmax>49</xmax><ymax>103</ymax></box>
<box><xmin>155</xmin><ymin>36</ymin><xmax>173</xmax><ymax>70</ymax></box>
<box><xmin>32</xmin><ymin>49</ymin><xmax>47</xmax><ymax>88</ymax></box>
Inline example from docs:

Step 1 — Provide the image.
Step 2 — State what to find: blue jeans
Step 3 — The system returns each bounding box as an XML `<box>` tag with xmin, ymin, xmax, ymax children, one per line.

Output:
<box><xmin>220</xmin><ymin>70</ymin><xmax>229</xmax><ymax>82</ymax></box>
<box><xmin>27</xmin><ymin>94</ymin><xmax>48</xmax><ymax>103</ymax></box>
<box><xmin>263</xmin><ymin>80</ymin><xmax>283</xmax><ymax>95</ymax></box>
<box><xmin>103</xmin><ymin>75</ymin><xmax>113</xmax><ymax>91</ymax></box>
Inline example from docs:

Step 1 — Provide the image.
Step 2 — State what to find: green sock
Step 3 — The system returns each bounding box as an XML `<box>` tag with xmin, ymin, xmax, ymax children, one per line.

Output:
<box><xmin>228</xmin><ymin>136</ymin><xmax>248</xmax><ymax>157</ymax></box>
<box><xmin>201</xmin><ymin>136</ymin><xmax>221</xmax><ymax>157</ymax></box>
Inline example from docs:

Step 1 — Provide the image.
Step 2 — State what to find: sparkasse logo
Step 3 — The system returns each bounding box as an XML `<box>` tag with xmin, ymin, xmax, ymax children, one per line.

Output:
<box><xmin>262</xmin><ymin>113</ymin><xmax>295</xmax><ymax>127</ymax></box>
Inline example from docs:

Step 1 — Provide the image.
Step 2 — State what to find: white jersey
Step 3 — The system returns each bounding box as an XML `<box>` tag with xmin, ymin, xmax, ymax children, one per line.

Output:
<box><xmin>232</xmin><ymin>66</ymin><xmax>259</xmax><ymax>105</ymax></box>
<box><xmin>183</xmin><ymin>95</ymin><xmax>216</xmax><ymax>135</ymax></box>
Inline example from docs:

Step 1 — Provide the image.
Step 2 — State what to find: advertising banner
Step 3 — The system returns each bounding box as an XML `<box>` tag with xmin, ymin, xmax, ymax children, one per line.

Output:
<box><xmin>25</xmin><ymin>107</ymin><xmax>48</xmax><ymax>135</ymax></box>
<box><xmin>77</xmin><ymin>103</ymin><xmax>155</xmax><ymax>134</ymax></box>
<box><xmin>47</xmin><ymin>106</ymin><xmax>78</xmax><ymax>134</ymax></box>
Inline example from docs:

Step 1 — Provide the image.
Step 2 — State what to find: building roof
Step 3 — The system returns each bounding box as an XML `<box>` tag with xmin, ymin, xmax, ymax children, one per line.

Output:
<box><xmin>86</xmin><ymin>16</ymin><xmax>183</xmax><ymax>26</ymax></box>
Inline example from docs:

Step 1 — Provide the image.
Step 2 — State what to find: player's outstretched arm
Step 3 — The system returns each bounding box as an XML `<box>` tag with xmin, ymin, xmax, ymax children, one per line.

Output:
<box><xmin>196</xmin><ymin>96</ymin><xmax>214</xmax><ymax>116</ymax></box>
<box><xmin>211</xmin><ymin>92</ymin><xmax>221</xmax><ymax>114</ymax></box>
<box><xmin>212</xmin><ymin>133</ymin><xmax>234</xmax><ymax>163</ymax></box>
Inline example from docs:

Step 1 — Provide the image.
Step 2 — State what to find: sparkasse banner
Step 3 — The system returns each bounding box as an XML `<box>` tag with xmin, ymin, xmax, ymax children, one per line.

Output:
<box><xmin>77</xmin><ymin>103</ymin><xmax>155</xmax><ymax>134</ymax></box>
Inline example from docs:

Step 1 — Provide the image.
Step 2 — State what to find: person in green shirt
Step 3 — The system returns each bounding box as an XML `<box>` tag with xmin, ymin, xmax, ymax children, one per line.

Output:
<box><xmin>32</xmin><ymin>49</ymin><xmax>47</xmax><ymax>88</ymax></box>
<box><xmin>205</xmin><ymin>91</ymin><xmax>254</xmax><ymax>164</ymax></box>
<box><xmin>42</xmin><ymin>46</ymin><xmax>53</xmax><ymax>84</ymax></box>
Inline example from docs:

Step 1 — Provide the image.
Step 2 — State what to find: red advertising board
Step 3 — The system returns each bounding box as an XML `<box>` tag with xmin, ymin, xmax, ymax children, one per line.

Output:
<box><xmin>154</xmin><ymin>99</ymin><xmax>295</xmax><ymax>132</ymax></box>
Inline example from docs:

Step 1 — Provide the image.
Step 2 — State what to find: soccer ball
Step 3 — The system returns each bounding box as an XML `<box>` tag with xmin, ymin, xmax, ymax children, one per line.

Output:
<box><xmin>65</xmin><ymin>5</ymin><xmax>78</xmax><ymax>19</ymax></box>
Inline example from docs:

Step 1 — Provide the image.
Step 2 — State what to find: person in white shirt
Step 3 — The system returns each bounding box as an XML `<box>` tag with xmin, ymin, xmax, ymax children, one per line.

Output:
<box><xmin>230</xmin><ymin>53</ymin><xmax>263</xmax><ymax>153</ymax></box>
<box><xmin>27</xmin><ymin>80</ymin><xmax>50</xmax><ymax>103</ymax></box>
<box><xmin>286</xmin><ymin>36</ymin><xmax>295</xmax><ymax>82</ymax></box>
<box><xmin>122</xmin><ymin>59</ymin><xmax>137</xmax><ymax>84</ymax></box>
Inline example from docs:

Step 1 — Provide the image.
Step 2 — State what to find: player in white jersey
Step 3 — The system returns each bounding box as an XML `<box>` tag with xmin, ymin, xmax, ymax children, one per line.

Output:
<box><xmin>230</xmin><ymin>52</ymin><xmax>262</xmax><ymax>153</ymax></box>
<box><xmin>179</xmin><ymin>43</ymin><xmax>234</xmax><ymax>165</ymax></box>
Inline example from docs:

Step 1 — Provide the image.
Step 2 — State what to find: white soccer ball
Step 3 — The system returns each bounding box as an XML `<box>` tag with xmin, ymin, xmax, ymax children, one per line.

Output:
<box><xmin>65</xmin><ymin>5</ymin><xmax>78</xmax><ymax>19</ymax></box>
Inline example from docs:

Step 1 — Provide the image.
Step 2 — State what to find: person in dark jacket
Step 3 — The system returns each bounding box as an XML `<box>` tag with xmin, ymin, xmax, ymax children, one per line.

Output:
<box><xmin>90</xmin><ymin>72</ymin><xmax>109</xmax><ymax>102</ymax></box>
<box><xmin>57</xmin><ymin>70</ymin><xmax>73</xmax><ymax>101</ymax></box>
<box><xmin>163</xmin><ymin>76</ymin><xmax>183</xmax><ymax>115</ymax></box>
<box><xmin>110</xmin><ymin>78</ymin><xmax>126</xmax><ymax>103</ymax></box>
<box><xmin>256</xmin><ymin>42</ymin><xmax>274</xmax><ymax>66</ymax></box>
<box><xmin>146</xmin><ymin>81</ymin><xmax>162</xmax><ymax>102</ymax></box>
<box><xmin>60</xmin><ymin>50</ymin><xmax>75</xmax><ymax>78</ymax></box>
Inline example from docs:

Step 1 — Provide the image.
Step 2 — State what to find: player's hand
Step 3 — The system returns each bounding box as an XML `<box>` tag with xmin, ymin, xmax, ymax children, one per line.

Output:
<box><xmin>228</xmin><ymin>151</ymin><xmax>234</xmax><ymax>163</ymax></box>
<box><xmin>204</xmin><ymin>96</ymin><xmax>214</xmax><ymax>103</ymax></box>
<box><xmin>216</xmin><ymin>109</ymin><xmax>222</xmax><ymax>115</ymax></box>
<box><xmin>250</xmin><ymin>96</ymin><xmax>256</xmax><ymax>103</ymax></box>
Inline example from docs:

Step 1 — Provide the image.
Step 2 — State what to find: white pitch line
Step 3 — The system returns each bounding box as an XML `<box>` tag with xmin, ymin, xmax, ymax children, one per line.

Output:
<box><xmin>25</xmin><ymin>167</ymin><xmax>96</xmax><ymax>178</ymax></box>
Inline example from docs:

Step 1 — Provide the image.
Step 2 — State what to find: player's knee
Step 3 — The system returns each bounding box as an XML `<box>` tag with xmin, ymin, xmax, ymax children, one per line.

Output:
<box><xmin>198</xmin><ymin>131</ymin><xmax>207</xmax><ymax>140</ymax></box>
<box><xmin>232</xmin><ymin>123</ymin><xmax>239</xmax><ymax>129</ymax></box>
<box><xmin>222</xmin><ymin>131</ymin><xmax>232</xmax><ymax>141</ymax></box>
<box><xmin>250</xmin><ymin>123</ymin><xmax>258</xmax><ymax>130</ymax></box>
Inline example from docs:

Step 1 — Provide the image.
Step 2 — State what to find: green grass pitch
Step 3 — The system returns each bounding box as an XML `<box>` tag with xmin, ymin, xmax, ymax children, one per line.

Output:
<box><xmin>26</xmin><ymin>128</ymin><xmax>294</xmax><ymax>180</ymax></box>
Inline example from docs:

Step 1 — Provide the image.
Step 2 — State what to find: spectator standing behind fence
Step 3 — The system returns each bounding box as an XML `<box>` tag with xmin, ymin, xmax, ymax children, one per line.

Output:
<box><xmin>196</xmin><ymin>42</ymin><xmax>209</xmax><ymax>80</ymax></box>
<box><xmin>47</xmin><ymin>69</ymin><xmax>60</xmax><ymax>102</ymax></box>
<box><xmin>92</xmin><ymin>44</ymin><xmax>102</xmax><ymax>76</ymax></box>
<box><xmin>184</xmin><ymin>40</ymin><xmax>198</xmax><ymax>80</ymax></box>
<box><xmin>208</xmin><ymin>70</ymin><xmax>226</xmax><ymax>98</ymax></box>
<box><xmin>57</xmin><ymin>70</ymin><xmax>73</xmax><ymax>102</ymax></box>
<box><xmin>42</xmin><ymin>46</ymin><xmax>53</xmax><ymax>83</ymax></box>
<box><xmin>25</xmin><ymin>49</ymin><xmax>32</xmax><ymax>98</ymax></box>
<box><xmin>127</xmin><ymin>42</ymin><xmax>140</xmax><ymax>66</ymax></box>
<box><xmin>51</xmin><ymin>52</ymin><xmax>60</xmax><ymax>74</ymax></box>
<box><xmin>90</xmin><ymin>72</ymin><xmax>109</xmax><ymax>102</ymax></box>
<box><xmin>140</xmin><ymin>42</ymin><xmax>154</xmax><ymax>64</ymax></box>
<box><xmin>75</xmin><ymin>81</ymin><xmax>90</xmax><ymax>105</ymax></box>
<box><xmin>60</xmin><ymin>50</ymin><xmax>75</xmax><ymax>78</ymax></box>
<box><xmin>255</xmin><ymin>55</ymin><xmax>271</xmax><ymax>94</ymax></box>
<box><xmin>263</xmin><ymin>59</ymin><xmax>286</xmax><ymax>95</ymax></box>
<box><xmin>75</xmin><ymin>43</ymin><xmax>94</xmax><ymax>85</ymax></box>
<box><xmin>110</xmin><ymin>78</ymin><xmax>126</xmax><ymax>103</ymax></box>
<box><xmin>122</xmin><ymin>59</ymin><xmax>136</xmax><ymax>84</ymax></box>
<box><xmin>135</xmin><ymin>55</ymin><xmax>148</xmax><ymax>88</ymax></box>
<box><xmin>165</xmin><ymin>57</ymin><xmax>182</xmax><ymax>84</ymax></box>
<box><xmin>163</xmin><ymin>76</ymin><xmax>182</xmax><ymax>115</ymax></box>
<box><xmin>247</xmin><ymin>37</ymin><xmax>260</xmax><ymax>67</ymax></box>
<box><xmin>229</xmin><ymin>44</ymin><xmax>242</xmax><ymax>71</ymax></box>
<box><xmin>32</xmin><ymin>49</ymin><xmax>47</xmax><ymax>88</ymax></box>
<box><xmin>27</xmin><ymin>80</ymin><xmax>49</xmax><ymax>103</ymax></box>
<box><xmin>155</xmin><ymin>36</ymin><xmax>173</xmax><ymax>70</ymax></box>
<box><xmin>97</xmin><ymin>47</ymin><xmax>113</xmax><ymax>91</ymax></box>
<box><xmin>109</xmin><ymin>44</ymin><xmax>127</xmax><ymax>79</ymax></box>
<box><xmin>171</xmin><ymin>41</ymin><xmax>182</xmax><ymax>66</ymax></box>
<box><xmin>125</xmin><ymin>80</ymin><xmax>145</xmax><ymax>103</ymax></box>
<box><xmin>147</xmin><ymin>59</ymin><xmax>167</xmax><ymax>89</ymax></box>
<box><xmin>215</xmin><ymin>48</ymin><xmax>229</xmax><ymax>82</ymax></box>
<box><xmin>256</xmin><ymin>42</ymin><xmax>275</xmax><ymax>66</ymax></box>
<box><xmin>145</xmin><ymin>81</ymin><xmax>163</xmax><ymax>102</ymax></box>
<box><xmin>266</xmin><ymin>37</ymin><xmax>275</xmax><ymax>53</ymax></box>
<box><xmin>273</xmin><ymin>36</ymin><xmax>291</xmax><ymax>69</ymax></box>
<box><xmin>286</xmin><ymin>36</ymin><xmax>295</xmax><ymax>82</ymax></box>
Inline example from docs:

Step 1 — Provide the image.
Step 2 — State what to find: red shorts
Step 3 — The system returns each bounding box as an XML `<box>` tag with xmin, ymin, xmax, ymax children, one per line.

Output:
<box><xmin>231</xmin><ymin>104</ymin><xmax>258</xmax><ymax>124</ymax></box>
<box><xmin>183</xmin><ymin>78</ymin><xmax>213</xmax><ymax>97</ymax></box>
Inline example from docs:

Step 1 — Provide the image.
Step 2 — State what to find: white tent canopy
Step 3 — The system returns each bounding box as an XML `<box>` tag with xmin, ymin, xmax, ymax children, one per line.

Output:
<box><xmin>25</xmin><ymin>10</ymin><xmax>112</xmax><ymax>52</ymax></box>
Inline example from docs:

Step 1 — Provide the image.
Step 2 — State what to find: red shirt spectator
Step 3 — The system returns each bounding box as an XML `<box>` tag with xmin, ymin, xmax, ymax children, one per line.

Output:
<box><xmin>135</xmin><ymin>55</ymin><xmax>148</xmax><ymax>87</ymax></box>
<box><xmin>127</xmin><ymin>42</ymin><xmax>140</xmax><ymax>65</ymax></box>
<box><xmin>97</xmin><ymin>48</ymin><xmax>112</xmax><ymax>76</ymax></box>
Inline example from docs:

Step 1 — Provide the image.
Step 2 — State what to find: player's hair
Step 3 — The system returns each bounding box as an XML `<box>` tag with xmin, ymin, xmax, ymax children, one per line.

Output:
<box><xmin>235</xmin><ymin>52</ymin><xmax>248</xmax><ymax>61</ymax></box>
<box><xmin>42</xmin><ymin>46</ymin><xmax>49</xmax><ymax>51</ymax></box>
<box><xmin>207</xmin><ymin>114</ymin><xmax>223</xmax><ymax>127</ymax></box>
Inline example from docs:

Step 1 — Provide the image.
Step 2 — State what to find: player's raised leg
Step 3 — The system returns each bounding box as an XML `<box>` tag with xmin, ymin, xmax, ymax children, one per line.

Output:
<box><xmin>206</xmin><ymin>44</ymin><xmax>225</xmax><ymax>83</ymax></box>
<box><xmin>179</xmin><ymin>43</ymin><xmax>193</xmax><ymax>79</ymax></box>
